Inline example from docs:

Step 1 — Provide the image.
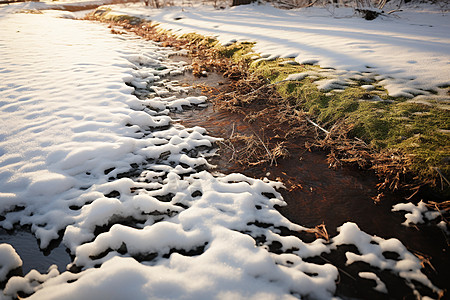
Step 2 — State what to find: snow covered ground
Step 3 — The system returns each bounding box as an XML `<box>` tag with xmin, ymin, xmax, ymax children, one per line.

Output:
<box><xmin>0</xmin><ymin>2</ymin><xmax>447</xmax><ymax>299</ymax></box>
<box><xmin>105</xmin><ymin>2</ymin><xmax>450</xmax><ymax>105</ymax></box>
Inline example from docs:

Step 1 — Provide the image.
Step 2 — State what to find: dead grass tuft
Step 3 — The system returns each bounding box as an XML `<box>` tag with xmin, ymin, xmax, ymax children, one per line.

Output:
<box><xmin>220</xmin><ymin>131</ymin><xmax>288</xmax><ymax>167</ymax></box>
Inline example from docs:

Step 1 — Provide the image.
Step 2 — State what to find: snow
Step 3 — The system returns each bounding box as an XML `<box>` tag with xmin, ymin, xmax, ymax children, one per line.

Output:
<box><xmin>0</xmin><ymin>244</ymin><xmax>22</xmax><ymax>282</ymax></box>
<box><xmin>392</xmin><ymin>200</ymin><xmax>442</xmax><ymax>226</ymax></box>
<box><xmin>107</xmin><ymin>2</ymin><xmax>450</xmax><ymax>104</ymax></box>
<box><xmin>0</xmin><ymin>12</ymin><xmax>189</xmax><ymax>246</ymax></box>
<box><xmin>0</xmin><ymin>2</ymin><xmax>446</xmax><ymax>299</ymax></box>
<box><xmin>332</xmin><ymin>222</ymin><xmax>440</xmax><ymax>294</ymax></box>
<box><xmin>283</xmin><ymin>73</ymin><xmax>309</xmax><ymax>82</ymax></box>
<box><xmin>358</xmin><ymin>272</ymin><xmax>388</xmax><ymax>293</ymax></box>
<box><xmin>19</xmin><ymin>255</ymin><xmax>302</xmax><ymax>300</ymax></box>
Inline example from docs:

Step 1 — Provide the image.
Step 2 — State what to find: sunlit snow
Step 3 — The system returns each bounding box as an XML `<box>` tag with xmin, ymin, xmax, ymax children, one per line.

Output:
<box><xmin>392</xmin><ymin>200</ymin><xmax>441</xmax><ymax>226</ymax></box>
<box><xmin>0</xmin><ymin>244</ymin><xmax>22</xmax><ymax>282</ymax></box>
<box><xmin>109</xmin><ymin>2</ymin><xmax>450</xmax><ymax>104</ymax></box>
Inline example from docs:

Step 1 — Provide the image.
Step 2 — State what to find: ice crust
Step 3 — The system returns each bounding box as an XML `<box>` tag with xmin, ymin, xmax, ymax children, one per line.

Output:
<box><xmin>0</xmin><ymin>7</ymin><xmax>443</xmax><ymax>299</ymax></box>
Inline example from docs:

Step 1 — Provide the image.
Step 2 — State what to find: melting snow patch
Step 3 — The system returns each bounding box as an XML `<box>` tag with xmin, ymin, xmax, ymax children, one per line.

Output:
<box><xmin>332</xmin><ymin>222</ymin><xmax>442</xmax><ymax>295</ymax></box>
<box><xmin>0</xmin><ymin>244</ymin><xmax>22</xmax><ymax>282</ymax></box>
<box><xmin>361</xmin><ymin>84</ymin><xmax>375</xmax><ymax>91</ymax></box>
<box><xmin>316</xmin><ymin>78</ymin><xmax>348</xmax><ymax>92</ymax></box>
<box><xmin>283</xmin><ymin>73</ymin><xmax>309</xmax><ymax>82</ymax></box>
<box><xmin>358</xmin><ymin>272</ymin><xmax>387</xmax><ymax>293</ymax></box>
<box><xmin>392</xmin><ymin>201</ymin><xmax>441</xmax><ymax>226</ymax></box>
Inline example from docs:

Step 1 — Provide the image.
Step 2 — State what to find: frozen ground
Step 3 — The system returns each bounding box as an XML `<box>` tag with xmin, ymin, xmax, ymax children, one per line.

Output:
<box><xmin>0</xmin><ymin>2</ymin><xmax>446</xmax><ymax>299</ymax></box>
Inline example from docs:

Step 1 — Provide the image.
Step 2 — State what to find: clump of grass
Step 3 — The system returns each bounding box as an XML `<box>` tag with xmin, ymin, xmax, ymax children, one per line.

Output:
<box><xmin>217</xmin><ymin>42</ymin><xmax>254</xmax><ymax>60</ymax></box>
<box><xmin>220</xmin><ymin>132</ymin><xmax>289</xmax><ymax>167</ymax></box>
<box><xmin>324</xmin><ymin>94</ymin><xmax>449</xmax><ymax>182</ymax></box>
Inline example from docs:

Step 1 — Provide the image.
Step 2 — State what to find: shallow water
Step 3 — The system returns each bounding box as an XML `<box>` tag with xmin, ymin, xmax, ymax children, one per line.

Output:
<box><xmin>0</xmin><ymin>229</ymin><xmax>71</xmax><ymax>274</ymax></box>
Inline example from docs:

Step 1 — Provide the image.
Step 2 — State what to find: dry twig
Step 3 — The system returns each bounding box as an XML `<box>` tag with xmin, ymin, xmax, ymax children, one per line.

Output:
<box><xmin>304</xmin><ymin>223</ymin><xmax>329</xmax><ymax>241</ymax></box>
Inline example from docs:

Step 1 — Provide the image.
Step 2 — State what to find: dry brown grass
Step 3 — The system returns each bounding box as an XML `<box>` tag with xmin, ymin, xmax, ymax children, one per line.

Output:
<box><xmin>220</xmin><ymin>131</ymin><xmax>289</xmax><ymax>167</ymax></box>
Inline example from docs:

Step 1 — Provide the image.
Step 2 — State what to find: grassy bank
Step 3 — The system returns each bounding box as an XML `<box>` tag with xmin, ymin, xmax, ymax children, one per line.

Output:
<box><xmin>86</xmin><ymin>8</ymin><xmax>450</xmax><ymax>199</ymax></box>
<box><xmin>250</xmin><ymin>59</ymin><xmax>449</xmax><ymax>182</ymax></box>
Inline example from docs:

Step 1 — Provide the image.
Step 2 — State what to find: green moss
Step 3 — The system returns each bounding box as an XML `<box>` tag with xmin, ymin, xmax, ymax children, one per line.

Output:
<box><xmin>216</xmin><ymin>42</ymin><xmax>255</xmax><ymax>60</ymax></box>
<box><xmin>345</xmin><ymin>101</ymin><xmax>450</xmax><ymax>179</ymax></box>
<box><xmin>249</xmin><ymin>59</ymin><xmax>316</xmax><ymax>82</ymax></box>
<box><xmin>246</xmin><ymin>57</ymin><xmax>450</xmax><ymax>181</ymax></box>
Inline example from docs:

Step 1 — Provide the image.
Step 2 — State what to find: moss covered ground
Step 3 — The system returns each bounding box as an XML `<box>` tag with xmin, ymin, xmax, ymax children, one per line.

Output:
<box><xmin>248</xmin><ymin>58</ymin><xmax>449</xmax><ymax>184</ymax></box>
